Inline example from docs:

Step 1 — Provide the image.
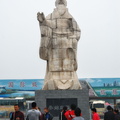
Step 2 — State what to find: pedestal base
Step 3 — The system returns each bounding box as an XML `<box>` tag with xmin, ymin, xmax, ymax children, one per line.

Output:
<box><xmin>35</xmin><ymin>84</ymin><xmax>90</xmax><ymax>120</ymax></box>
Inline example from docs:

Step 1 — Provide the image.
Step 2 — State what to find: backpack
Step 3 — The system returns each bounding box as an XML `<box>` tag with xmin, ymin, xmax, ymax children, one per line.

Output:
<box><xmin>49</xmin><ymin>113</ymin><xmax>53</xmax><ymax>120</ymax></box>
<box><xmin>44</xmin><ymin>113</ymin><xmax>53</xmax><ymax>120</ymax></box>
<box><xmin>9</xmin><ymin>112</ymin><xmax>13</xmax><ymax>119</ymax></box>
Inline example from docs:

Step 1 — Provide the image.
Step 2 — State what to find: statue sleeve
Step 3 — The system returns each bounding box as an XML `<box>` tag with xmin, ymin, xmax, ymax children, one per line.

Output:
<box><xmin>69</xmin><ymin>18</ymin><xmax>81</xmax><ymax>41</ymax></box>
<box><xmin>39</xmin><ymin>21</ymin><xmax>52</xmax><ymax>60</ymax></box>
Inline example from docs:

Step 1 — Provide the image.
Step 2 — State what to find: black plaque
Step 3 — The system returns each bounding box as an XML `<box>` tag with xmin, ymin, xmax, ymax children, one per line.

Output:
<box><xmin>46</xmin><ymin>98</ymin><xmax>77</xmax><ymax>117</ymax></box>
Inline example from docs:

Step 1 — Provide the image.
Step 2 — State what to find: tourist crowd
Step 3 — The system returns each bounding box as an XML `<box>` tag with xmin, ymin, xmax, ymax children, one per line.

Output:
<box><xmin>9</xmin><ymin>102</ymin><xmax>120</xmax><ymax>120</ymax></box>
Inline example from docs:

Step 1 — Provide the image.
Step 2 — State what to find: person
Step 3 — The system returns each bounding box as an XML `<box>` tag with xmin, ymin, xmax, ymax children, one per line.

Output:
<box><xmin>26</xmin><ymin>102</ymin><xmax>41</xmax><ymax>120</ymax></box>
<box><xmin>64</xmin><ymin>104</ymin><xmax>76</xmax><ymax>120</ymax></box>
<box><xmin>114</xmin><ymin>109</ymin><xmax>120</xmax><ymax>120</ymax></box>
<box><xmin>44</xmin><ymin>108</ymin><xmax>53</xmax><ymax>120</ymax></box>
<box><xmin>37</xmin><ymin>107</ymin><xmax>44</xmax><ymax>120</ymax></box>
<box><xmin>91</xmin><ymin>108</ymin><xmax>100</xmax><ymax>120</ymax></box>
<box><xmin>72</xmin><ymin>107</ymin><xmax>84</xmax><ymax>120</ymax></box>
<box><xmin>104</xmin><ymin>105</ymin><xmax>115</xmax><ymax>120</ymax></box>
<box><xmin>59</xmin><ymin>106</ymin><xmax>68</xmax><ymax>120</ymax></box>
<box><xmin>37</xmin><ymin>0</ymin><xmax>82</xmax><ymax>90</ymax></box>
<box><xmin>10</xmin><ymin>104</ymin><xmax>24</xmax><ymax>120</ymax></box>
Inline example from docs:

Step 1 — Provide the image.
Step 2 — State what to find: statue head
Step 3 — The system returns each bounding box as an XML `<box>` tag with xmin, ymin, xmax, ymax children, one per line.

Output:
<box><xmin>55</xmin><ymin>0</ymin><xmax>67</xmax><ymax>16</ymax></box>
<box><xmin>55</xmin><ymin>0</ymin><xmax>67</xmax><ymax>7</ymax></box>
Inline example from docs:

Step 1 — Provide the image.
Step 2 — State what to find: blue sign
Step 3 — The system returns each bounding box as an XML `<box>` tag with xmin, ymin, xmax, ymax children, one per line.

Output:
<box><xmin>0</xmin><ymin>78</ymin><xmax>120</xmax><ymax>98</ymax></box>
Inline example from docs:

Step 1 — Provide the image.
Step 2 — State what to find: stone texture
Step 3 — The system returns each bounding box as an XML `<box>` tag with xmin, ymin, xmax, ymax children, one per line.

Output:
<box><xmin>35</xmin><ymin>82</ymin><xmax>90</xmax><ymax>120</ymax></box>
<box><xmin>37</xmin><ymin>0</ymin><xmax>81</xmax><ymax>90</ymax></box>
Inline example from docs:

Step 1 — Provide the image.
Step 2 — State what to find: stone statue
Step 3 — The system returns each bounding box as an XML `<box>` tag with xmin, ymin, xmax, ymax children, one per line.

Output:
<box><xmin>37</xmin><ymin>0</ymin><xmax>82</xmax><ymax>90</ymax></box>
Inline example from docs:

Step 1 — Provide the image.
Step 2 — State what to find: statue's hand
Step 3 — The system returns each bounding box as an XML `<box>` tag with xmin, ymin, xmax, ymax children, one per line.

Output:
<box><xmin>37</xmin><ymin>12</ymin><xmax>45</xmax><ymax>23</ymax></box>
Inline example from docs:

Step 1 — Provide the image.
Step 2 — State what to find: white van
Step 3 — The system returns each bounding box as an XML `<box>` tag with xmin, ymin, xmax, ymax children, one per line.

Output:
<box><xmin>90</xmin><ymin>100</ymin><xmax>105</xmax><ymax>118</ymax></box>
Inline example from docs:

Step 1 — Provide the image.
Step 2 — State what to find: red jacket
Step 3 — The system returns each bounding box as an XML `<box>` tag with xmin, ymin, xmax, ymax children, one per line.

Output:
<box><xmin>64</xmin><ymin>110</ymin><xmax>76</xmax><ymax>120</ymax></box>
<box><xmin>92</xmin><ymin>112</ymin><xmax>100</xmax><ymax>120</ymax></box>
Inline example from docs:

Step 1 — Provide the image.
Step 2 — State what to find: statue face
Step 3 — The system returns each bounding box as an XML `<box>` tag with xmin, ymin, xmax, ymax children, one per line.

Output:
<box><xmin>55</xmin><ymin>0</ymin><xmax>67</xmax><ymax>7</ymax></box>
<box><xmin>57</xmin><ymin>5</ymin><xmax>66</xmax><ymax>16</ymax></box>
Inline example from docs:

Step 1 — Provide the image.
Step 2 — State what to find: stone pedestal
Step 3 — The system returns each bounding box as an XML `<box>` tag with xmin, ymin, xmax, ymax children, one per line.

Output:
<box><xmin>35</xmin><ymin>81</ymin><xmax>90</xmax><ymax>120</ymax></box>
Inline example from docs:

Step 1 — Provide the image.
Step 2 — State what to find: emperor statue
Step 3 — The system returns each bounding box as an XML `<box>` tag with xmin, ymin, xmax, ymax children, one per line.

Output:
<box><xmin>37</xmin><ymin>0</ymin><xmax>82</xmax><ymax>90</ymax></box>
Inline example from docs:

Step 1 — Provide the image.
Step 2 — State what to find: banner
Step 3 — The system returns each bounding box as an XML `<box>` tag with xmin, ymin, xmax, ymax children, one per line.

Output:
<box><xmin>0</xmin><ymin>78</ymin><xmax>120</xmax><ymax>98</ymax></box>
<box><xmin>0</xmin><ymin>79</ymin><xmax>43</xmax><ymax>98</ymax></box>
<box><xmin>83</xmin><ymin>78</ymin><xmax>120</xmax><ymax>97</ymax></box>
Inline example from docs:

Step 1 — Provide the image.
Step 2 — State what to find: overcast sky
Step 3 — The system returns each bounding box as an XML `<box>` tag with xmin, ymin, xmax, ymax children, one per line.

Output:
<box><xmin>0</xmin><ymin>0</ymin><xmax>120</xmax><ymax>79</ymax></box>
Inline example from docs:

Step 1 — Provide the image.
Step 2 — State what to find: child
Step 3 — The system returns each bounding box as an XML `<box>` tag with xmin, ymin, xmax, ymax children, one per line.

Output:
<box><xmin>44</xmin><ymin>108</ymin><xmax>53</xmax><ymax>120</ymax></box>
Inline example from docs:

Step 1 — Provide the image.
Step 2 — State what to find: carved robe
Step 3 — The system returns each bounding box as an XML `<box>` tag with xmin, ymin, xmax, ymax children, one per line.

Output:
<box><xmin>39</xmin><ymin>8</ymin><xmax>82</xmax><ymax>90</ymax></box>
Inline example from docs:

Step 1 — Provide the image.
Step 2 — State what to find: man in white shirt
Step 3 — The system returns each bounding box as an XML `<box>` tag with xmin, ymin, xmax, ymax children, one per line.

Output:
<box><xmin>26</xmin><ymin>102</ymin><xmax>41</xmax><ymax>120</ymax></box>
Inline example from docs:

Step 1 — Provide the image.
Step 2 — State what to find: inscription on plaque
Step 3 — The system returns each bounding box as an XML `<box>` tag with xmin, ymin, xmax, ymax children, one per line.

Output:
<box><xmin>47</xmin><ymin>98</ymin><xmax>77</xmax><ymax>116</ymax></box>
